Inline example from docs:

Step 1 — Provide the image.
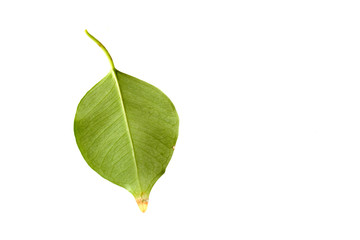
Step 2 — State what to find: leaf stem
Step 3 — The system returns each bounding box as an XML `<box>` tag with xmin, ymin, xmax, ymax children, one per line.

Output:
<box><xmin>85</xmin><ymin>29</ymin><xmax>115</xmax><ymax>70</ymax></box>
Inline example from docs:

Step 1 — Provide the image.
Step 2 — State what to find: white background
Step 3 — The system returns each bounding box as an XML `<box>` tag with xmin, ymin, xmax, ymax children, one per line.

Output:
<box><xmin>1</xmin><ymin>1</ymin><xmax>360</xmax><ymax>239</ymax></box>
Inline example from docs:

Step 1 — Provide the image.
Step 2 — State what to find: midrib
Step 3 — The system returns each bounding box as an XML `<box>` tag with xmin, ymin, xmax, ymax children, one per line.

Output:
<box><xmin>111</xmin><ymin>70</ymin><xmax>141</xmax><ymax>193</ymax></box>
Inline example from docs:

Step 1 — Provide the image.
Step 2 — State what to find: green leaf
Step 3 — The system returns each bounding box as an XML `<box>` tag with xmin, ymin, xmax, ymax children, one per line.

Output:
<box><xmin>74</xmin><ymin>30</ymin><xmax>179</xmax><ymax>213</ymax></box>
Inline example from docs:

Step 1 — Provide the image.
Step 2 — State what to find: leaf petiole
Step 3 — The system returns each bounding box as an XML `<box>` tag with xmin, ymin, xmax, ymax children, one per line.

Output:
<box><xmin>85</xmin><ymin>29</ymin><xmax>115</xmax><ymax>70</ymax></box>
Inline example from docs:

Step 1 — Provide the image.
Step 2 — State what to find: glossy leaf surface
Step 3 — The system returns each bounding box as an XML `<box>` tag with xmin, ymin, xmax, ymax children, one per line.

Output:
<box><xmin>74</xmin><ymin>31</ymin><xmax>179</xmax><ymax>212</ymax></box>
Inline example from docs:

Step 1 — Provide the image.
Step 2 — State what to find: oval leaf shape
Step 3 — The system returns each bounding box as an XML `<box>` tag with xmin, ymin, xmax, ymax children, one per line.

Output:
<box><xmin>74</xmin><ymin>30</ymin><xmax>179</xmax><ymax>212</ymax></box>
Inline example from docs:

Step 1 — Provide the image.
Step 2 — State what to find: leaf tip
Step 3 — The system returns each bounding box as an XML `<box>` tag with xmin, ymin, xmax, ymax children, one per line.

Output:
<box><xmin>136</xmin><ymin>197</ymin><xmax>149</xmax><ymax>213</ymax></box>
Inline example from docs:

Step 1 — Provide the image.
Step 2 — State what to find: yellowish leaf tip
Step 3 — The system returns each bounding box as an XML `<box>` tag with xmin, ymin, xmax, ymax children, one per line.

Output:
<box><xmin>136</xmin><ymin>197</ymin><xmax>149</xmax><ymax>213</ymax></box>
